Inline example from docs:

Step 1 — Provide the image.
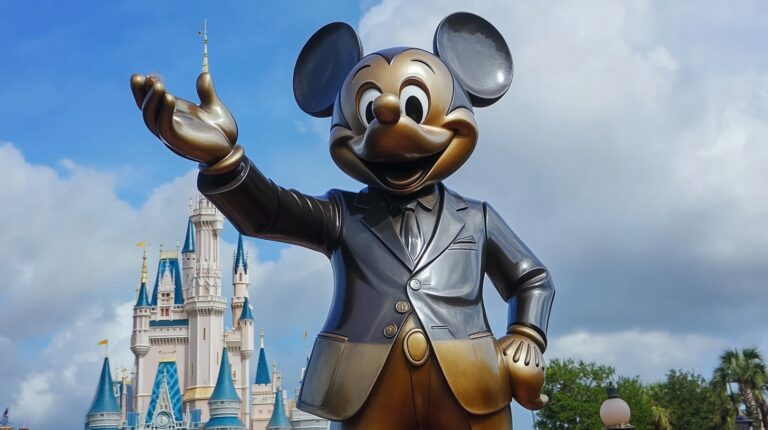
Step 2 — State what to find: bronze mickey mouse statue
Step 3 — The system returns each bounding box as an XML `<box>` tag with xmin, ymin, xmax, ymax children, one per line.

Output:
<box><xmin>130</xmin><ymin>12</ymin><xmax>554</xmax><ymax>430</ymax></box>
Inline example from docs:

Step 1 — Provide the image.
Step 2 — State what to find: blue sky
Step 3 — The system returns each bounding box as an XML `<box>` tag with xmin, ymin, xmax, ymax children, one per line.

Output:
<box><xmin>2</xmin><ymin>1</ymin><xmax>768</xmax><ymax>429</ymax></box>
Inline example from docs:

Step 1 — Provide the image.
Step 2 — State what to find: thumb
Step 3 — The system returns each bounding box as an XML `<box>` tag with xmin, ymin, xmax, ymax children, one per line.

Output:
<box><xmin>196</xmin><ymin>72</ymin><xmax>221</xmax><ymax>108</ymax></box>
<box><xmin>520</xmin><ymin>394</ymin><xmax>549</xmax><ymax>411</ymax></box>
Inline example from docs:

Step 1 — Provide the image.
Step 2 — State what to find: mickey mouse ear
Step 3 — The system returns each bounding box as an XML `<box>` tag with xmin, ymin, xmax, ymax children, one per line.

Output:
<box><xmin>294</xmin><ymin>22</ymin><xmax>363</xmax><ymax>117</ymax></box>
<box><xmin>434</xmin><ymin>12</ymin><xmax>513</xmax><ymax>107</ymax></box>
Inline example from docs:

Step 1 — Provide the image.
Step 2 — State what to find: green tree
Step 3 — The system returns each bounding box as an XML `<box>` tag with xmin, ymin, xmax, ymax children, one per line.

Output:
<box><xmin>537</xmin><ymin>358</ymin><xmax>612</xmax><ymax>429</ymax></box>
<box><xmin>713</xmin><ymin>348</ymin><xmax>768</xmax><ymax>428</ymax></box>
<box><xmin>649</xmin><ymin>369</ymin><xmax>724</xmax><ymax>430</ymax></box>
<box><xmin>537</xmin><ymin>359</ymin><xmax>652</xmax><ymax>429</ymax></box>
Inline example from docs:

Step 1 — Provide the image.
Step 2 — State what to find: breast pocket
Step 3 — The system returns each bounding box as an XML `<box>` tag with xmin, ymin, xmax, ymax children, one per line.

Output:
<box><xmin>299</xmin><ymin>332</ymin><xmax>347</xmax><ymax>408</ymax></box>
<box><xmin>447</xmin><ymin>235</ymin><xmax>479</xmax><ymax>251</ymax></box>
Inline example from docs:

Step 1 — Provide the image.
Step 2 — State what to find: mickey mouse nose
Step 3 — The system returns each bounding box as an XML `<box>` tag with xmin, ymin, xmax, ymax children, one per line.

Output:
<box><xmin>372</xmin><ymin>94</ymin><xmax>401</xmax><ymax>125</ymax></box>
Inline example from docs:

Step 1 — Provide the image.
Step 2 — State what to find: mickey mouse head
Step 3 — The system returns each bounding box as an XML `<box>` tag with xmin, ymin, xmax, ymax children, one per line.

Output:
<box><xmin>294</xmin><ymin>12</ymin><xmax>513</xmax><ymax>195</ymax></box>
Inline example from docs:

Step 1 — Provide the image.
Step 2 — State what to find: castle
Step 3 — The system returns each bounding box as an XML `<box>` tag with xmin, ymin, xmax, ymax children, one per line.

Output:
<box><xmin>84</xmin><ymin>196</ymin><xmax>328</xmax><ymax>430</ymax></box>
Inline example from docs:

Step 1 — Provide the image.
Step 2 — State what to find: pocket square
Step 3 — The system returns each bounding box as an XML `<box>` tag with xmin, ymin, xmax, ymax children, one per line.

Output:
<box><xmin>453</xmin><ymin>235</ymin><xmax>477</xmax><ymax>244</ymax></box>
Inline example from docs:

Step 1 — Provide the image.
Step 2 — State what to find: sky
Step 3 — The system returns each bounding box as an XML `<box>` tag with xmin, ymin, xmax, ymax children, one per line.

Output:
<box><xmin>1</xmin><ymin>0</ymin><xmax>768</xmax><ymax>429</ymax></box>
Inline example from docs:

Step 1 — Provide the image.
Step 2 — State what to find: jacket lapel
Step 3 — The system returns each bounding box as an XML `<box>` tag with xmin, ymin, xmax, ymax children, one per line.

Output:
<box><xmin>414</xmin><ymin>185</ymin><xmax>467</xmax><ymax>273</ymax></box>
<box><xmin>356</xmin><ymin>188</ymin><xmax>414</xmax><ymax>271</ymax></box>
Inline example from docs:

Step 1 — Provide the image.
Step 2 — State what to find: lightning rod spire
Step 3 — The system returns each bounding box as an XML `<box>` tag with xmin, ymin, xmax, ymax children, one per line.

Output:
<box><xmin>198</xmin><ymin>19</ymin><xmax>209</xmax><ymax>73</ymax></box>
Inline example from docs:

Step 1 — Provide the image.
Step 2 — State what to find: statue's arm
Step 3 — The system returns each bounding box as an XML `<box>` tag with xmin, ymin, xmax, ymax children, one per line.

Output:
<box><xmin>198</xmin><ymin>157</ymin><xmax>341</xmax><ymax>255</ymax></box>
<box><xmin>484</xmin><ymin>202</ymin><xmax>555</xmax><ymax>338</ymax></box>
<box><xmin>484</xmin><ymin>202</ymin><xmax>554</xmax><ymax>410</ymax></box>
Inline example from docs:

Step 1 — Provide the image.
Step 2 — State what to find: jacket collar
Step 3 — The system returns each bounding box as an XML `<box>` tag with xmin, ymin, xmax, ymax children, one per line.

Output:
<box><xmin>356</xmin><ymin>184</ymin><xmax>467</xmax><ymax>272</ymax></box>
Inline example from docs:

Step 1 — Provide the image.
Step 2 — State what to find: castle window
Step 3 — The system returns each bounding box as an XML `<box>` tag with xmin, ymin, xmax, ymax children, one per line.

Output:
<box><xmin>203</xmin><ymin>328</ymin><xmax>206</xmax><ymax>340</ymax></box>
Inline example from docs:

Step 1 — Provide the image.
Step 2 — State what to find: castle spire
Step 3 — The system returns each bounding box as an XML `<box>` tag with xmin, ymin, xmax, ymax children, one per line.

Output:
<box><xmin>254</xmin><ymin>330</ymin><xmax>270</xmax><ymax>385</ymax></box>
<box><xmin>239</xmin><ymin>297</ymin><xmax>254</xmax><ymax>322</ymax></box>
<box><xmin>234</xmin><ymin>234</ymin><xmax>248</xmax><ymax>274</ymax></box>
<box><xmin>266</xmin><ymin>378</ymin><xmax>291</xmax><ymax>430</ymax></box>
<box><xmin>87</xmin><ymin>357</ymin><xmax>121</xmax><ymax>430</ymax></box>
<box><xmin>197</xmin><ymin>19</ymin><xmax>209</xmax><ymax>73</ymax></box>
<box><xmin>135</xmin><ymin>249</ymin><xmax>150</xmax><ymax>308</ymax></box>
<box><xmin>182</xmin><ymin>216</ymin><xmax>195</xmax><ymax>254</ymax></box>
<box><xmin>205</xmin><ymin>348</ymin><xmax>245</xmax><ymax>429</ymax></box>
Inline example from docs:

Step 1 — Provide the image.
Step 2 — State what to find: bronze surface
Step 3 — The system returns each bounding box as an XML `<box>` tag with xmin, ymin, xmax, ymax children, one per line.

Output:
<box><xmin>131</xmin><ymin>11</ymin><xmax>556</xmax><ymax>429</ymax></box>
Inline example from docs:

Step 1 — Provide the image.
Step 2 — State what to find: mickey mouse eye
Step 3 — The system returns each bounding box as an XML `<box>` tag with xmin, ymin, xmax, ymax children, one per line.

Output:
<box><xmin>400</xmin><ymin>85</ymin><xmax>429</xmax><ymax>124</ymax></box>
<box><xmin>358</xmin><ymin>88</ymin><xmax>382</xmax><ymax>127</ymax></box>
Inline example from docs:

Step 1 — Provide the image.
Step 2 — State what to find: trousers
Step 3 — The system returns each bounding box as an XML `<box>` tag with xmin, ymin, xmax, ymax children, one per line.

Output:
<box><xmin>332</xmin><ymin>314</ymin><xmax>512</xmax><ymax>430</ymax></box>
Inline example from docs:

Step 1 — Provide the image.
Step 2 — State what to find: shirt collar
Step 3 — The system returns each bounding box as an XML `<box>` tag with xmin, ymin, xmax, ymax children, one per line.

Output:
<box><xmin>384</xmin><ymin>184</ymin><xmax>439</xmax><ymax>212</ymax></box>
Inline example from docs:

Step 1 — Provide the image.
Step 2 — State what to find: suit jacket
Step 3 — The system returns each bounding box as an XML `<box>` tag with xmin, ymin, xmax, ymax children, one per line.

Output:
<box><xmin>199</xmin><ymin>158</ymin><xmax>555</xmax><ymax>420</ymax></box>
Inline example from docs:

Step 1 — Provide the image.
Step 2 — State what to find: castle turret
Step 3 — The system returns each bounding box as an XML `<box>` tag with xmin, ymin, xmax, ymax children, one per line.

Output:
<box><xmin>86</xmin><ymin>357</ymin><xmax>121</xmax><ymax>430</ymax></box>
<box><xmin>231</xmin><ymin>234</ymin><xmax>249</xmax><ymax>325</ymax></box>
<box><xmin>205</xmin><ymin>348</ymin><xmax>245</xmax><ymax>430</ymax></box>
<box><xmin>184</xmin><ymin>195</ymin><xmax>227</xmax><ymax>420</ymax></box>
<box><xmin>250</xmin><ymin>331</ymin><xmax>274</xmax><ymax>430</ymax></box>
<box><xmin>265</xmin><ymin>380</ymin><xmax>291</xmax><ymax>430</ymax></box>
<box><xmin>182</xmin><ymin>212</ymin><xmax>197</xmax><ymax>300</ymax></box>
<box><xmin>238</xmin><ymin>297</ymin><xmax>254</xmax><ymax>425</ymax></box>
<box><xmin>131</xmin><ymin>250</ymin><xmax>151</xmax><ymax>415</ymax></box>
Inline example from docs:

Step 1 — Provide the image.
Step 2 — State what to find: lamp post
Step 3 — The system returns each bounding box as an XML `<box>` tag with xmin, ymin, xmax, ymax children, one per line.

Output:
<box><xmin>735</xmin><ymin>414</ymin><xmax>753</xmax><ymax>430</ymax></box>
<box><xmin>600</xmin><ymin>382</ymin><xmax>634</xmax><ymax>429</ymax></box>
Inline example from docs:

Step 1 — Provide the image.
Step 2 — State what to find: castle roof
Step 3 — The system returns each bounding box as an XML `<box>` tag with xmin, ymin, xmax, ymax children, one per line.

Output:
<box><xmin>134</xmin><ymin>281</ymin><xmax>150</xmax><ymax>308</ymax></box>
<box><xmin>150</xmin><ymin>257</ymin><xmax>184</xmax><ymax>306</ymax></box>
<box><xmin>234</xmin><ymin>234</ymin><xmax>248</xmax><ymax>273</ymax></box>
<box><xmin>254</xmin><ymin>341</ymin><xmax>271</xmax><ymax>385</ymax></box>
<box><xmin>88</xmin><ymin>357</ymin><xmax>120</xmax><ymax>415</ymax></box>
<box><xmin>239</xmin><ymin>297</ymin><xmax>254</xmax><ymax>322</ymax></box>
<box><xmin>210</xmin><ymin>349</ymin><xmax>240</xmax><ymax>402</ymax></box>
<box><xmin>144</xmin><ymin>361</ymin><xmax>183</xmax><ymax>425</ymax></box>
<box><xmin>266</xmin><ymin>385</ymin><xmax>291</xmax><ymax>430</ymax></box>
<box><xmin>182</xmin><ymin>217</ymin><xmax>195</xmax><ymax>254</ymax></box>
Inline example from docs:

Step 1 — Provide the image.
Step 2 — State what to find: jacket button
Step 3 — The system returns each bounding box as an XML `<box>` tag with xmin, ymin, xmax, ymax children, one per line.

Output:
<box><xmin>383</xmin><ymin>323</ymin><xmax>398</xmax><ymax>338</ymax></box>
<box><xmin>395</xmin><ymin>300</ymin><xmax>410</xmax><ymax>314</ymax></box>
<box><xmin>408</xmin><ymin>279</ymin><xmax>422</xmax><ymax>291</ymax></box>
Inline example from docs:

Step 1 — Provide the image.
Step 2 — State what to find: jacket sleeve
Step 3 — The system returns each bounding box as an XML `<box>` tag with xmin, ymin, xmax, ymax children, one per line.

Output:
<box><xmin>483</xmin><ymin>202</ymin><xmax>555</xmax><ymax>339</ymax></box>
<box><xmin>197</xmin><ymin>157</ymin><xmax>342</xmax><ymax>255</ymax></box>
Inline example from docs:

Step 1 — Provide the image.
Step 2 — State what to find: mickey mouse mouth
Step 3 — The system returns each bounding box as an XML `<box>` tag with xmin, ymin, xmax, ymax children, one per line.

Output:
<box><xmin>361</xmin><ymin>150</ymin><xmax>445</xmax><ymax>190</ymax></box>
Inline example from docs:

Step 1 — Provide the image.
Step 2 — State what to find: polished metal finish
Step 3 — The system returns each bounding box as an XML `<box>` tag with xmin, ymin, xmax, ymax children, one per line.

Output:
<box><xmin>130</xmin><ymin>11</ymin><xmax>555</xmax><ymax>429</ymax></box>
<box><xmin>403</xmin><ymin>329</ymin><xmax>430</xmax><ymax>366</ymax></box>
<box><xmin>395</xmin><ymin>300</ymin><xmax>410</xmax><ymax>314</ymax></box>
<box><xmin>383</xmin><ymin>323</ymin><xmax>398</xmax><ymax>338</ymax></box>
<box><xmin>434</xmin><ymin>12</ymin><xmax>513</xmax><ymax>107</ymax></box>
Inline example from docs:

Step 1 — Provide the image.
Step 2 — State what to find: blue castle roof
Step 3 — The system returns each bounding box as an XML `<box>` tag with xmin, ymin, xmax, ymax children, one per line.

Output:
<box><xmin>144</xmin><ymin>361</ymin><xmax>183</xmax><ymax>424</ymax></box>
<box><xmin>266</xmin><ymin>385</ymin><xmax>291</xmax><ymax>430</ymax></box>
<box><xmin>182</xmin><ymin>217</ymin><xmax>195</xmax><ymax>254</ymax></box>
<box><xmin>234</xmin><ymin>234</ymin><xmax>247</xmax><ymax>273</ymax></box>
<box><xmin>254</xmin><ymin>345</ymin><xmax>270</xmax><ymax>385</ymax></box>
<box><xmin>88</xmin><ymin>357</ymin><xmax>120</xmax><ymax>415</ymax></box>
<box><xmin>134</xmin><ymin>282</ymin><xmax>150</xmax><ymax>308</ymax></box>
<box><xmin>210</xmin><ymin>349</ymin><xmax>240</xmax><ymax>402</ymax></box>
<box><xmin>239</xmin><ymin>297</ymin><xmax>254</xmax><ymax>322</ymax></box>
<box><xmin>150</xmin><ymin>257</ymin><xmax>184</xmax><ymax>306</ymax></box>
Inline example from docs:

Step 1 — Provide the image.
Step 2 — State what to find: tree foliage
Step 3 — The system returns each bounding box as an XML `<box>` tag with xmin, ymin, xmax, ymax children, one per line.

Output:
<box><xmin>534</xmin><ymin>356</ymin><xmax>761</xmax><ymax>430</ymax></box>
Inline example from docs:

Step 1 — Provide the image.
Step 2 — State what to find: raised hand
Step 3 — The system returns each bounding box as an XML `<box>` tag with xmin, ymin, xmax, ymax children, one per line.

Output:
<box><xmin>130</xmin><ymin>72</ymin><xmax>242</xmax><ymax>173</ymax></box>
<box><xmin>498</xmin><ymin>325</ymin><xmax>549</xmax><ymax>410</ymax></box>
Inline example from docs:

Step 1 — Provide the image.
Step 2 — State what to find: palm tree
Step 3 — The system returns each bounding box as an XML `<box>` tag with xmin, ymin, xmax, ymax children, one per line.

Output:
<box><xmin>713</xmin><ymin>347</ymin><xmax>768</xmax><ymax>429</ymax></box>
<box><xmin>651</xmin><ymin>403</ymin><xmax>672</xmax><ymax>430</ymax></box>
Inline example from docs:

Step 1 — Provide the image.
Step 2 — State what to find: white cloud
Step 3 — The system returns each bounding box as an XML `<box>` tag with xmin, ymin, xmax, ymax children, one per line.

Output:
<box><xmin>549</xmin><ymin>330</ymin><xmax>727</xmax><ymax>382</ymax></box>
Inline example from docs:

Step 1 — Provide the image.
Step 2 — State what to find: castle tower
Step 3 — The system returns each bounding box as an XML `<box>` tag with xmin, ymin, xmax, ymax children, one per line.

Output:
<box><xmin>184</xmin><ymin>195</ymin><xmax>227</xmax><ymax>420</ymax></box>
<box><xmin>265</xmin><ymin>380</ymin><xmax>291</xmax><ymax>430</ymax></box>
<box><xmin>231</xmin><ymin>234</ymin><xmax>249</xmax><ymax>325</ymax></box>
<box><xmin>238</xmin><ymin>297</ymin><xmax>255</xmax><ymax>425</ymax></box>
<box><xmin>205</xmin><ymin>348</ymin><xmax>245</xmax><ymax>430</ymax></box>
<box><xmin>182</xmin><ymin>211</ymin><xmax>197</xmax><ymax>301</ymax></box>
<box><xmin>86</xmin><ymin>357</ymin><xmax>121</xmax><ymax>430</ymax></box>
<box><xmin>130</xmin><ymin>250</ymin><xmax>151</xmax><ymax>414</ymax></box>
<box><xmin>251</xmin><ymin>331</ymin><xmax>275</xmax><ymax>430</ymax></box>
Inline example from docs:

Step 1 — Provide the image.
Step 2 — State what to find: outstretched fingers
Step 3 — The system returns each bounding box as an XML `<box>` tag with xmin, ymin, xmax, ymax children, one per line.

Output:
<box><xmin>130</xmin><ymin>74</ymin><xmax>147</xmax><ymax>108</ymax></box>
<box><xmin>141</xmin><ymin>79</ymin><xmax>166</xmax><ymax>137</ymax></box>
